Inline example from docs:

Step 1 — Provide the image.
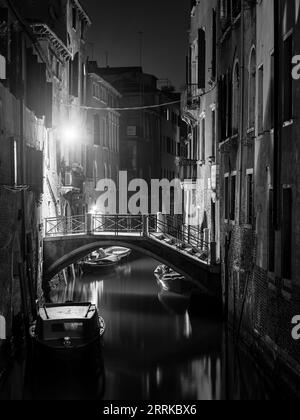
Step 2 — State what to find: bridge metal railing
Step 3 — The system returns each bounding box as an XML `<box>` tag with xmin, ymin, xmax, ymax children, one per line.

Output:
<box><xmin>91</xmin><ymin>214</ymin><xmax>144</xmax><ymax>235</ymax></box>
<box><xmin>45</xmin><ymin>215</ymin><xmax>87</xmax><ymax>237</ymax></box>
<box><xmin>44</xmin><ymin>213</ymin><xmax>216</xmax><ymax>265</ymax></box>
<box><xmin>148</xmin><ymin>214</ymin><xmax>212</xmax><ymax>264</ymax></box>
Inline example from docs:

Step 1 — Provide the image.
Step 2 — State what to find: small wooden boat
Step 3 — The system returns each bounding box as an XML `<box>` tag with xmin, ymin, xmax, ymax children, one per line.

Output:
<box><xmin>79</xmin><ymin>248</ymin><xmax>120</xmax><ymax>273</ymax></box>
<box><xmin>79</xmin><ymin>257</ymin><xmax>118</xmax><ymax>273</ymax></box>
<box><xmin>105</xmin><ymin>246</ymin><xmax>132</xmax><ymax>260</ymax></box>
<box><xmin>154</xmin><ymin>265</ymin><xmax>192</xmax><ymax>295</ymax></box>
<box><xmin>29</xmin><ymin>303</ymin><xmax>105</xmax><ymax>358</ymax></box>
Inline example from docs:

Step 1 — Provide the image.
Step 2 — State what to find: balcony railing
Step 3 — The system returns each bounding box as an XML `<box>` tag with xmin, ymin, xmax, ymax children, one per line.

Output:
<box><xmin>181</xmin><ymin>86</ymin><xmax>201</xmax><ymax>113</ymax></box>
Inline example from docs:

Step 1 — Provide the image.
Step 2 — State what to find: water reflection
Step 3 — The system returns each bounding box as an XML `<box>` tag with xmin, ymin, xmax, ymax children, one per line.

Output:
<box><xmin>0</xmin><ymin>253</ymin><xmax>293</xmax><ymax>400</ymax></box>
<box><xmin>47</xmin><ymin>254</ymin><xmax>222</xmax><ymax>400</ymax></box>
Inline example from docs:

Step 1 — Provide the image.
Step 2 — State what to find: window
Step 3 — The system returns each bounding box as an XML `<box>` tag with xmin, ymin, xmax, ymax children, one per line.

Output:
<box><xmin>69</xmin><ymin>53</ymin><xmax>79</xmax><ymax>97</ymax></box>
<box><xmin>72</xmin><ymin>7</ymin><xmax>77</xmax><ymax>30</ymax></box>
<box><xmin>201</xmin><ymin>118</ymin><xmax>206</xmax><ymax>162</ymax></box>
<box><xmin>283</xmin><ymin>34</ymin><xmax>293</xmax><ymax>122</ymax></box>
<box><xmin>93</xmin><ymin>162</ymin><xmax>98</xmax><ymax>188</ymax></box>
<box><xmin>127</xmin><ymin>125</ymin><xmax>137</xmax><ymax>137</ymax></box>
<box><xmin>248</xmin><ymin>48</ymin><xmax>256</xmax><ymax>129</ymax></box>
<box><xmin>55</xmin><ymin>60</ymin><xmax>60</xmax><ymax>79</ymax></box>
<box><xmin>270</xmin><ymin>53</ymin><xmax>275</xmax><ymax>129</ymax></box>
<box><xmin>81</xmin><ymin>20</ymin><xmax>85</xmax><ymax>39</ymax></box>
<box><xmin>102</xmin><ymin>118</ymin><xmax>108</xmax><ymax>147</ymax></box>
<box><xmin>167</xmin><ymin>137</ymin><xmax>171</xmax><ymax>154</ymax></box>
<box><xmin>268</xmin><ymin>188</ymin><xmax>275</xmax><ymax>273</ymax></box>
<box><xmin>232</xmin><ymin>62</ymin><xmax>240</xmax><ymax>134</ymax></box>
<box><xmin>258</xmin><ymin>65</ymin><xmax>264</xmax><ymax>134</ymax></box>
<box><xmin>0</xmin><ymin>314</ymin><xmax>5</xmax><ymax>340</ymax></box>
<box><xmin>220</xmin><ymin>0</ymin><xmax>231</xmax><ymax>29</ymax></box>
<box><xmin>198</xmin><ymin>28</ymin><xmax>206</xmax><ymax>89</ymax></box>
<box><xmin>81</xmin><ymin>63</ymin><xmax>85</xmax><ymax>105</ymax></box>
<box><xmin>232</xmin><ymin>0</ymin><xmax>241</xmax><ymax>18</ymax></box>
<box><xmin>211</xmin><ymin>9</ymin><xmax>217</xmax><ymax>80</ymax></box>
<box><xmin>246</xmin><ymin>170</ymin><xmax>254</xmax><ymax>225</ymax></box>
<box><xmin>211</xmin><ymin>109</ymin><xmax>216</xmax><ymax>158</ymax></box>
<box><xmin>92</xmin><ymin>83</ymin><xmax>98</xmax><ymax>98</ymax></box>
<box><xmin>219</xmin><ymin>74</ymin><xmax>227</xmax><ymax>140</ymax></box>
<box><xmin>225</xmin><ymin>174</ymin><xmax>229</xmax><ymax>221</ymax></box>
<box><xmin>282</xmin><ymin>187</ymin><xmax>292</xmax><ymax>279</ymax></box>
<box><xmin>230</xmin><ymin>173</ymin><xmax>236</xmax><ymax>221</ymax></box>
<box><xmin>94</xmin><ymin>114</ymin><xmax>100</xmax><ymax>146</ymax></box>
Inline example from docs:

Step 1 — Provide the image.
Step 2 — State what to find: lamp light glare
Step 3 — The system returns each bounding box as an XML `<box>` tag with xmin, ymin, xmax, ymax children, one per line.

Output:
<box><xmin>61</xmin><ymin>123</ymin><xmax>80</xmax><ymax>143</ymax></box>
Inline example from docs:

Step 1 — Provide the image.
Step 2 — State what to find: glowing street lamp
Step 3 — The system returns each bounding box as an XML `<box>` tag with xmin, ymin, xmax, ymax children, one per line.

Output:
<box><xmin>60</xmin><ymin>122</ymin><xmax>81</xmax><ymax>144</ymax></box>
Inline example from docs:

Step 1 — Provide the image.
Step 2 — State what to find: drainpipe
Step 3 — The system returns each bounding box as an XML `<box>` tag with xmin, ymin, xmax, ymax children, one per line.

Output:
<box><xmin>237</xmin><ymin>0</ymin><xmax>245</xmax><ymax>225</ymax></box>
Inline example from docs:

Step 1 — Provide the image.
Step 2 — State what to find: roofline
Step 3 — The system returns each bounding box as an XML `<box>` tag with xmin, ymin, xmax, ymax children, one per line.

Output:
<box><xmin>97</xmin><ymin>66</ymin><xmax>158</xmax><ymax>80</ymax></box>
<box><xmin>88</xmin><ymin>72</ymin><xmax>122</xmax><ymax>98</ymax></box>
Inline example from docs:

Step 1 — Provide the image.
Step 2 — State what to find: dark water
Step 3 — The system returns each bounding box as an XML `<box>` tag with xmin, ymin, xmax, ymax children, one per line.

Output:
<box><xmin>0</xmin><ymin>254</ymin><xmax>292</xmax><ymax>400</ymax></box>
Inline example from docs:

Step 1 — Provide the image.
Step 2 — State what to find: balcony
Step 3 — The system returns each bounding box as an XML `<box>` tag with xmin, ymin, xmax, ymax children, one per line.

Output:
<box><xmin>181</xmin><ymin>86</ymin><xmax>201</xmax><ymax>114</ymax></box>
<box><xmin>60</xmin><ymin>164</ymin><xmax>85</xmax><ymax>194</ymax></box>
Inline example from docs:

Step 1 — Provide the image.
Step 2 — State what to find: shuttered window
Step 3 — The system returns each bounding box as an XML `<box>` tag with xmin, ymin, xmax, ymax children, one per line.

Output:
<box><xmin>282</xmin><ymin>187</ymin><xmax>292</xmax><ymax>279</ymax></box>
<box><xmin>268</xmin><ymin>189</ymin><xmax>275</xmax><ymax>273</ymax></box>
<box><xmin>198</xmin><ymin>29</ymin><xmax>206</xmax><ymax>89</ymax></box>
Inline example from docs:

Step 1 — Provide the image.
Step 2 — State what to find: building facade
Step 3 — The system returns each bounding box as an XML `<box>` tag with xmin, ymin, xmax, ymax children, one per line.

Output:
<box><xmin>0</xmin><ymin>0</ymin><xmax>99</xmax><ymax>383</ymax></box>
<box><xmin>217</xmin><ymin>0</ymin><xmax>256</xmax><ymax>319</ymax></box>
<box><xmin>183</xmin><ymin>0</ymin><xmax>300</xmax><ymax>390</ymax></box>
<box><xmin>183</xmin><ymin>0</ymin><xmax>220</xmax><ymax>259</ymax></box>
<box><xmin>85</xmin><ymin>61</ymin><xmax>121</xmax><ymax>213</ymax></box>
<box><xmin>0</xmin><ymin>0</ymin><xmax>48</xmax><ymax>376</ymax></box>
<box><xmin>98</xmin><ymin>66</ymin><xmax>183</xmax><ymax>213</ymax></box>
<box><xmin>250</xmin><ymin>0</ymin><xmax>300</xmax><ymax>389</ymax></box>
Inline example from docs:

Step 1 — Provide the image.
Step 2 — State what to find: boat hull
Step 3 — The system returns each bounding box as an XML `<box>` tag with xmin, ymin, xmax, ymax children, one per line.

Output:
<box><xmin>154</xmin><ymin>266</ymin><xmax>193</xmax><ymax>295</ymax></box>
<box><xmin>105</xmin><ymin>247</ymin><xmax>132</xmax><ymax>260</ymax></box>
<box><xmin>80</xmin><ymin>261</ymin><xmax>117</xmax><ymax>273</ymax></box>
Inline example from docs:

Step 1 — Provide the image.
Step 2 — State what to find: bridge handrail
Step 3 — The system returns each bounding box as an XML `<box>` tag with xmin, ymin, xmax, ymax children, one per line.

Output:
<box><xmin>44</xmin><ymin>213</ymin><xmax>214</xmax><ymax>264</ymax></box>
<box><xmin>45</xmin><ymin>215</ymin><xmax>86</xmax><ymax>236</ymax></box>
<box><xmin>149</xmin><ymin>215</ymin><xmax>210</xmax><ymax>254</ymax></box>
<box><xmin>91</xmin><ymin>214</ymin><xmax>144</xmax><ymax>235</ymax></box>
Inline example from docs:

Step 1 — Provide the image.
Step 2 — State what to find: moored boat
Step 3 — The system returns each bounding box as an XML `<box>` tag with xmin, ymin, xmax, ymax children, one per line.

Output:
<box><xmin>29</xmin><ymin>302</ymin><xmax>105</xmax><ymax>358</ymax></box>
<box><xmin>79</xmin><ymin>248</ymin><xmax>120</xmax><ymax>273</ymax></box>
<box><xmin>79</xmin><ymin>257</ymin><xmax>118</xmax><ymax>273</ymax></box>
<box><xmin>105</xmin><ymin>246</ymin><xmax>132</xmax><ymax>260</ymax></box>
<box><xmin>154</xmin><ymin>265</ymin><xmax>193</xmax><ymax>295</ymax></box>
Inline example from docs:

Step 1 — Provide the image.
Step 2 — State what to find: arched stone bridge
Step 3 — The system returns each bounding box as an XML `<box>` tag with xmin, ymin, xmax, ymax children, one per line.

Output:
<box><xmin>43</xmin><ymin>214</ymin><xmax>221</xmax><ymax>299</ymax></box>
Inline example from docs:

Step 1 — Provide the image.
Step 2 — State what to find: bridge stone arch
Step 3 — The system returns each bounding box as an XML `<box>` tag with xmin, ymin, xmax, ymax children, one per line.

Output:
<box><xmin>43</xmin><ymin>235</ymin><xmax>221</xmax><ymax>298</ymax></box>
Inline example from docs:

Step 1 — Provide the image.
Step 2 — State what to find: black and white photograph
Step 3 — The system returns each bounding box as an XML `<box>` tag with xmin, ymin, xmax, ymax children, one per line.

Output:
<box><xmin>0</xmin><ymin>0</ymin><xmax>300</xmax><ymax>404</ymax></box>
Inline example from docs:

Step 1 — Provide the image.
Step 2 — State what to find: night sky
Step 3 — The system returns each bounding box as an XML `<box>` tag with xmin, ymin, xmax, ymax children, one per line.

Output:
<box><xmin>81</xmin><ymin>0</ymin><xmax>190</xmax><ymax>90</ymax></box>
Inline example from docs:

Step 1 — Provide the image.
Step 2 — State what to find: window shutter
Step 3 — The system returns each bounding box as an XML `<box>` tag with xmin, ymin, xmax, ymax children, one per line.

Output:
<box><xmin>198</xmin><ymin>29</ymin><xmax>206</xmax><ymax>89</ymax></box>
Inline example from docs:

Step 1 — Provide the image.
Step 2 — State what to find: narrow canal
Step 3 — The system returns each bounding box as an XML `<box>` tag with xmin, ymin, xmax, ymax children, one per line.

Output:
<box><xmin>0</xmin><ymin>253</ymin><xmax>292</xmax><ymax>400</ymax></box>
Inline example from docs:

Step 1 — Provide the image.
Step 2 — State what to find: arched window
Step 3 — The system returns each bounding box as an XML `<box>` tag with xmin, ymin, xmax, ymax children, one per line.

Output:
<box><xmin>232</xmin><ymin>61</ymin><xmax>240</xmax><ymax>134</ymax></box>
<box><xmin>248</xmin><ymin>48</ymin><xmax>256</xmax><ymax>129</ymax></box>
